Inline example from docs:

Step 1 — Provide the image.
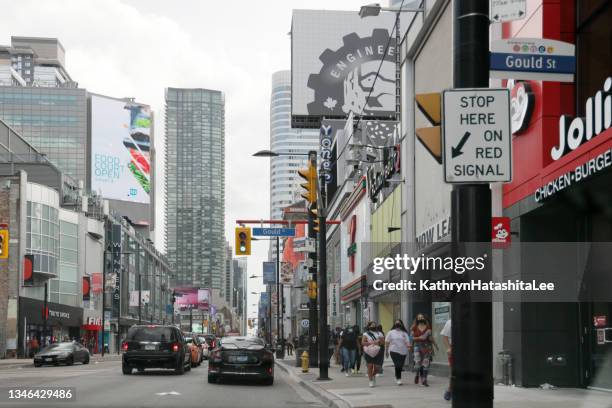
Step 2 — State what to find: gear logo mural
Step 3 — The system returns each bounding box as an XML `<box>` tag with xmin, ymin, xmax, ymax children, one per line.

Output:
<box><xmin>307</xmin><ymin>29</ymin><xmax>396</xmax><ymax>117</ymax></box>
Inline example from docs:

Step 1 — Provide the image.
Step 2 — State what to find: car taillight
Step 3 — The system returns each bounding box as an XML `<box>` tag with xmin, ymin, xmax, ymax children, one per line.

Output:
<box><xmin>121</xmin><ymin>342</ymin><xmax>128</xmax><ymax>352</ymax></box>
<box><xmin>210</xmin><ymin>350</ymin><xmax>221</xmax><ymax>362</ymax></box>
<box><xmin>172</xmin><ymin>343</ymin><xmax>180</xmax><ymax>352</ymax></box>
<box><xmin>262</xmin><ymin>351</ymin><xmax>274</xmax><ymax>362</ymax></box>
<box><xmin>211</xmin><ymin>340</ymin><xmax>215</xmax><ymax>348</ymax></box>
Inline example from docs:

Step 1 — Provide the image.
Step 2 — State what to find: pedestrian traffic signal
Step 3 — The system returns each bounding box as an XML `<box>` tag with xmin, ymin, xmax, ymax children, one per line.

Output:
<box><xmin>308</xmin><ymin>280</ymin><xmax>317</xmax><ymax>299</ymax></box>
<box><xmin>0</xmin><ymin>229</ymin><xmax>8</xmax><ymax>259</ymax></box>
<box><xmin>235</xmin><ymin>227</ymin><xmax>251</xmax><ymax>256</ymax></box>
<box><xmin>298</xmin><ymin>162</ymin><xmax>317</xmax><ymax>204</ymax></box>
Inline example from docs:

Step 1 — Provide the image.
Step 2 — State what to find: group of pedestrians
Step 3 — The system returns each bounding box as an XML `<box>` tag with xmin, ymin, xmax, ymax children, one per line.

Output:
<box><xmin>330</xmin><ymin>315</ymin><xmax>453</xmax><ymax>399</ymax></box>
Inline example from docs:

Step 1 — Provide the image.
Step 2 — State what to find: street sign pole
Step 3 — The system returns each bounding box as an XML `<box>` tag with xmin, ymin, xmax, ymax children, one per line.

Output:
<box><xmin>317</xmin><ymin>157</ymin><xmax>329</xmax><ymax>380</ymax></box>
<box><xmin>451</xmin><ymin>1</ymin><xmax>493</xmax><ymax>407</ymax></box>
<box><xmin>307</xmin><ymin>151</ymin><xmax>318</xmax><ymax>368</ymax></box>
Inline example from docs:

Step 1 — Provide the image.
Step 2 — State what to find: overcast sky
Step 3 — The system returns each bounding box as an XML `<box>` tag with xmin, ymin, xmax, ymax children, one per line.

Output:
<box><xmin>0</xmin><ymin>0</ymin><xmax>373</xmax><ymax>321</ymax></box>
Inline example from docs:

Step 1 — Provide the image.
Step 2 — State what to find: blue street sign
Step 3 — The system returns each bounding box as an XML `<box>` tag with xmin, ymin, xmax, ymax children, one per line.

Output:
<box><xmin>252</xmin><ymin>227</ymin><xmax>296</xmax><ymax>237</ymax></box>
<box><xmin>490</xmin><ymin>38</ymin><xmax>575</xmax><ymax>83</ymax></box>
<box><xmin>263</xmin><ymin>261</ymin><xmax>276</xmax><ymax>284</ymax></box>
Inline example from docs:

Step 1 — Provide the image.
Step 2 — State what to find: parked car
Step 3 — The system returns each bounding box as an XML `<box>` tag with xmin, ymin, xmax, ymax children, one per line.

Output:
<box><xmin>208</xmin><ymin>336</ymin><xmax>274</xmax><ymax>385</ymax></box>
<box><xmin>121</xmin><ymin>325</ymin><xmax>191</xmax><ymax>375</ymax></box>
<box><xmin>34</xmin><ymin>342</ymin><xmax>90</xmax><ymax>367</ymax></box>
<box><xmin>183</xmin><ymin>334</ymin><xmax>202</xmax><ymax>367</ymax></box>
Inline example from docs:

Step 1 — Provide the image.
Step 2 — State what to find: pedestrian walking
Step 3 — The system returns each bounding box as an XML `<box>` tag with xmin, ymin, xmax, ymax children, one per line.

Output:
<box><xmin>441</xmin><ymin>319</ymin><xmax>452</xmax><ymax>400</ymax></box>
<box><xmin>353</xmin><ymin>325</ymin><xmax>362</xmax><ymax>374</ymax></box>
<box><xmin>385</xmin><ymin>319</ymin><xmax>412</xmax><ymax>385</ymax></box>
<box><xmin>339</xmin><ymin>325</ymin><xmax>358</xmax><ymax>376</ymax></box>
<box><xmin>411</xmin><ymin>314</ymin><xmax>438</xmax><ymax>387</ymax></box>
<box><xmin>362</xmin><ymin>321</ymin><xmax>384</xmax><ymax>387</ymax></box>
<box><xmin>286</xmin><ymin>337</ymin><xmax>293</xmax><ymax>356</ymax></box>
<box><xmin>376</xmin><ymin>324</ymin><xmax>385</xmax><ymax>376</ymax></box>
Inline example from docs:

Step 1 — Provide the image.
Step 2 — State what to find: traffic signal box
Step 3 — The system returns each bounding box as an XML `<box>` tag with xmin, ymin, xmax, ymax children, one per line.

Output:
<box><xmin>235</xmin><ymin>227</ymin><xmax>251</xmax><ymax>256</ymax></box>
<box><xmin>298</xmin><ymin>161</ymin><xmax>317</xmax><ymax>204</ymax></box>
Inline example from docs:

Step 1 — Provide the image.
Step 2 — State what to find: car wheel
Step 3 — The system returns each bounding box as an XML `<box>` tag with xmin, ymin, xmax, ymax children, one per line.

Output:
<box><xmin>122</xmin><ymin>364</ymin><xmax>132</xmax><ymax>375</ymax></box>
<box><xmin>186</xmin><ymin>361</ymin><xmax>192</xmax><ymax>372</ymax></box>
<box><xmin>175</xmin><ymin>359</ymin><xmax>185</xmax><ymax>375</ymax></box>
<box><xmin>207</xmin><ymin>374</ymin><xmax>218</xmax><ymax>384</ymax></box>
<box><xmin>34</xmin><ymin>363</ymin><xmax>42</xmax><ymax>367</ymax></box>
<box><xmin>83</xmin><ymin>355</ymin><xmax>90</xmax><ymax>365</ymax></box>
<box><xmin>263</xmin><ymin>377</ymin><xmax>274</xmax><ymax>386</ymax></box>
<box><xmin>66</xmin><ymin>357</ymin><xmax>74</xmax><ymax>366</ymax></box>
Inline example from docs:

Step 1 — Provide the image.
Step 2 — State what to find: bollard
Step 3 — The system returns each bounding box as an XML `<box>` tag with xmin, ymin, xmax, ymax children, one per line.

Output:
<box><xmin>301</xmin><ymin>350</ymin><xmax>309</xmax><ymax>373</ymax></box>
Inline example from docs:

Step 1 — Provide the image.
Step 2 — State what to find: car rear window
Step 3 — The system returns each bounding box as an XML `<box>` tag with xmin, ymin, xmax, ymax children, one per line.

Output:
<box><xmin>126</xmin><ymin>327</ymin><xmax>174</xmax><ymax>342</ymax></box>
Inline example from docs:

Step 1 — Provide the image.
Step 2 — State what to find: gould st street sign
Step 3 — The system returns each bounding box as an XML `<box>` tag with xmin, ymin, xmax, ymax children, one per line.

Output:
<box><xmin>443</xmin><ymin>88</ymin><xmax>512</xmax><ymax>183</ymax></box>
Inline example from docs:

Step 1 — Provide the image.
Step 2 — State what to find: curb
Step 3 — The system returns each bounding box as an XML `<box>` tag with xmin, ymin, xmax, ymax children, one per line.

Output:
<box><xmin>276</xmin><ymin>360</ymin><xmax>351</xmax><ymax>408</ymax></box>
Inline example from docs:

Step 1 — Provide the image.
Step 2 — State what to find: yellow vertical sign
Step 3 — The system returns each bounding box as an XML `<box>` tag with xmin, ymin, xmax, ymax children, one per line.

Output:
<box><xmin>0</xmin><ymin>229</ymin><xmax>8</xmax><ymax>259</ymax></box>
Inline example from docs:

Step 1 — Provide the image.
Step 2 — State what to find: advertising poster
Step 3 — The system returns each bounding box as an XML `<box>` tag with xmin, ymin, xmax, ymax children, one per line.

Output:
<box><xmin>91</xmin><ymin>95</ymin><xmax>151</xmax><ymax>204</ymax></box>
<box><xmin>174</xmin><ymin>287</ymin><xmax>209</xmax><ymax>310</ymax></box>
<box><xmin>291</xmin><ymin>10</ymin><xmax>396</xmax><ymax>126</ymax></box>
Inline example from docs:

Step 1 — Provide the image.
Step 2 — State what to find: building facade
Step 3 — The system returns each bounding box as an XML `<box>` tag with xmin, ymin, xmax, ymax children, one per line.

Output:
<box><xmin>0</xmin><ymin>37</ymin><xmax>87</xmax><ymax>184</ymax></box>
<box><xmin>164</xmin><ymin>88</ymin><xmax>225</xmax><ymax>289</ymax></box>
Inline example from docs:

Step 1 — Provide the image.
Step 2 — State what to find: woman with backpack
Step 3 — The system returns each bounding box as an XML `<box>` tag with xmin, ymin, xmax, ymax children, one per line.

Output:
<box><xmin>385</xmin><ymin>319</ymin><xmax>412</xmax><ymax>385</ymax></box>
<box><xmin>411</xmin><ymin>313</ymin><xmax>438</xmax><ymax>387</ymax></box>
<box><xmin>362</xmin><ymin>321</ymin><xmax>384</xmax><ymax>387</ymax></box>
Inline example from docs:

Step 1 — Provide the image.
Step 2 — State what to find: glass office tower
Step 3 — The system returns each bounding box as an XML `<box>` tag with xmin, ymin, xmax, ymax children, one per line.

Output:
<box><xmin>164</xmin><ymin>88</ymin><xmax>225</xmax><ymax>289</ymax></box>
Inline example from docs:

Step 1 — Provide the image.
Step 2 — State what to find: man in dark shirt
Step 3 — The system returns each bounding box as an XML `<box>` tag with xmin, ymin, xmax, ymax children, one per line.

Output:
<box><xmin>340</xmin><ymin>325</ymin><xmax>358</xmax><ymax>376</ymax></box>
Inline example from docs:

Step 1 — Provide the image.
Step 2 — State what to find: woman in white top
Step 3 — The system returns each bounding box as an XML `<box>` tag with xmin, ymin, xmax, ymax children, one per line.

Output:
<box><xmin>385</xmin><ymin>319</ymin><xmax>412</xmax><ymax>385</ymax></box>
<box><xmin>362</xmin><ymin>321</ymin><xmax>384</xmax><ymax>387</ymax></box>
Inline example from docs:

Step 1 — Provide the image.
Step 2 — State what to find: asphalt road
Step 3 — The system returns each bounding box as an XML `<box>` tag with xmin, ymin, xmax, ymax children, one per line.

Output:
<box><xmin>0</xmin><ymin>360</ymin><xmax>324</xmax><ymax>408</ymax></box>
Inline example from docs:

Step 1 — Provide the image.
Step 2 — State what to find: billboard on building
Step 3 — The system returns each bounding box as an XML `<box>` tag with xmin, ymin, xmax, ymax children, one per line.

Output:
<box><xmin>90</xmin><ymin>94</ymin><xmax>152</xmax><ymax>204</ymax></box>
<box><xmin>291</xmin><ymin>10</ymin><xmax>397</xmax><ymax>127</ymax></box>
<box><xmin>174</xmin><ymin>287</ymin><xmax>209</xmax><ymax>310</ymax></box>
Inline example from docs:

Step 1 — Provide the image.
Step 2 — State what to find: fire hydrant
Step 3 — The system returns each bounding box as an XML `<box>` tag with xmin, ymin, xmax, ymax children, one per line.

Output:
<box><xmin>301</xmin><ymin>350</ymin><xmax>309</xmax><ymax>373</ymax></box>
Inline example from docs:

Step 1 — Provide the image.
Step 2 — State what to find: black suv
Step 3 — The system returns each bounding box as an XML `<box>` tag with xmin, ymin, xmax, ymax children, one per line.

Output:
<box><xmin>122</xmin><ymin>325</ymin><xmax>191</xmax><ymax>375</ymax></box>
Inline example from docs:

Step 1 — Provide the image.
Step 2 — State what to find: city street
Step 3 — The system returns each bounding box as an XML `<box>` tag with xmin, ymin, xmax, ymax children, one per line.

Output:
<box><xmin>0</xmin><ymin>361</ymin><xmax>324</xmax><ymax>408</ymax></box>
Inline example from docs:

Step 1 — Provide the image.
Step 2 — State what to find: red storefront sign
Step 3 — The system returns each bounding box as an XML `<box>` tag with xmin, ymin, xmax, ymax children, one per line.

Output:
<box><xmin>91</xmin><ymin>273</ymin><xmax>103</xmax><ymax>294</ymax></box>
<box><xmin>492</xmin><ymin>217</ymin><xmax>511</xmax><ymax>248</ymax></box>
<box><xmin>594</xmin><ymin>315</ymin><xmax>607</xmax><ymax>328</ymax></box>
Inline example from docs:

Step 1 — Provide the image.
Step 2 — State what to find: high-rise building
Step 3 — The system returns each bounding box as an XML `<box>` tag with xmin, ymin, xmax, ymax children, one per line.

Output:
<box><xmin>165</xmin><ymin>88</ymin><xmax>225</xmax><ymax>289</ymax></box>
<box><xmin>269</xmin><ymin>71</ymin><xmax>318</xmax><ymax>257</ymax></box>
<box><xmin>0</xmin><ymin>37</ymin><xmax>87</xmax><ymax>184</ymax></box>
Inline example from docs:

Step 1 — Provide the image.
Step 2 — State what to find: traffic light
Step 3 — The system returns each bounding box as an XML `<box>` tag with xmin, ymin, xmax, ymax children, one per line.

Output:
<box><xmin>0</xmin><ymin>229</ymin><xmax>8</xmax><ymax>259</ymax></box>
<box><xmin>235</xmin><ymin>227</ymin><xmax>251</xmax><ymax>256</ymax></box>
<box><xmin>310</xmin><ymin>207</ymin><xmax>319</xmax><ymax>233</ymax></box>
<box><xmin>298</xmin><ymin>161</ymin><xmax>317</xmax><ymax>204</ymax></box>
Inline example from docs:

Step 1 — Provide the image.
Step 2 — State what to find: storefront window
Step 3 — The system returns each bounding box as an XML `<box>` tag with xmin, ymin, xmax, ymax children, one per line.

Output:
<box><xmin>576</xmin><ymin>0</ymin><xmax>611</xmax><ymax>115</ymax></box>
<box><xmin>25</xmin><ymin>201</ymin><xmax>59</xmax><ymax>275</ymax></box>
<box><xmin>49</xmin><ymin>220</ymin><xmax>79</xmax><ymax>307</ymax></box>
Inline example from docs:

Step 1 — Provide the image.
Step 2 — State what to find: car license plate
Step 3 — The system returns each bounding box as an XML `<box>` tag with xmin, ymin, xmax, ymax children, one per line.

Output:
<box><xmin>144</xmin><ymin>344</ymin><xmax>156</xmax><ymax>350</ymax></box>
<box><xmin>44</xmin><ymin>358</ymin><xmax>52</xmax><ymax>362</ymax></box>
<box><xmin>236</xmin><ymin>355</ymin><xmax>248</xmax><ymax>363</ymax></box>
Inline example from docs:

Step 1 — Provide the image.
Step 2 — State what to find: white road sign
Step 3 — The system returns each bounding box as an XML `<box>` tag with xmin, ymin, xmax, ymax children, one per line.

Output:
<box><xmin>490</xmin><ymin>0</ymin><xmax>526</xmax><ymax>23</ymax></box>
<box><xmin>442</xmin><ymin>88</ymin><xmax>512</xmax><ymax>183</ymax></box>
<box><xmin>301</xmin><ymin>319</ymin><xmax>310</xmax><ymax>328</ymax></box>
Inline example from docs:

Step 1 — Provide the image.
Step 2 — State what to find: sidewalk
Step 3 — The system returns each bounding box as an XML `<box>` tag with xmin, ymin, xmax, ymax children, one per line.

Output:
<box><xmin>0</xmin><ymin>354</ymin><xmax>122</xmax><ymax>370</ymax></box>
<box><xmin>276</xmin><ymin>356</ymin><xmax>612</xmax><ymax>408</ymax></box>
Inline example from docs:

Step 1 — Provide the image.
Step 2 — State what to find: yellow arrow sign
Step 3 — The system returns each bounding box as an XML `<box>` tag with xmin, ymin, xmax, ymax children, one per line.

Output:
<box><xmin>415</xmin><ymin>92</ymin><xmax>442</xmax><ymax>163</ymax></box>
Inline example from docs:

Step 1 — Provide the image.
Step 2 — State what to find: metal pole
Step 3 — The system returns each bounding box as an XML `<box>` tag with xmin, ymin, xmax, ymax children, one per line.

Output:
<box><xmin>43</xmin><ymin>282</ymin><xmax>48</xmax><ymax>347</ymax></box>
<box><xmin>268</xmin><ymin>284</ymin><xmax>272</xmax><ymax>345</ymax></box>
<box><xmin>276</xmin><ymin>236</ymin><xmax>284</xmax><ymax>358</ymax></box>
<box><xmin>317</xmin><ymin>171</ymin><xmax>329</xmax><ymax>380</ymax></box>
<box><xmin>101</xmin><ymin>249</ymin><xmax>106</xmax><ymax>356</ymax></box>
<box><xmin>307</xmin><ymin>150</ymin><xmax>318</xmax><ymax>367</ymax></box>
<box><xmin>138</xmin><ymin>271</ymin><xmax>142</xmax><ymax>325</ymax></box>
<box><xmin>451</xmin><ymin>1</ymin><xmax>493</xmax><ymax>407</ymax></box>
<box><xmin>189</xmin><ymin>307</ymin><xmax>193</xmax><ymax>333</ymax></box>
